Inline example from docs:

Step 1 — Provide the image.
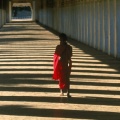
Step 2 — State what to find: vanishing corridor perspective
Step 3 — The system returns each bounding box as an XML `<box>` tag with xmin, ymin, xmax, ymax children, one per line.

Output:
<box><xmin>1</xmin><ymin>0</ymin><xmax>120</xmax><ymax>58</ymax></box>
<box><xmin>0</xmin><ymin>0</ymin><xmax>120</xmax><ymax>119</ymax></box>
<box><xmin>0</xmin><ymin>22</ymin><xmax>120</xmax><ymax>119</ymax></box>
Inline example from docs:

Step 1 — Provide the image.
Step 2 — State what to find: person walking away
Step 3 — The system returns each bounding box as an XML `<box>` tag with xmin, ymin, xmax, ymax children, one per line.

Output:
<box><xmin>53</xmin><ymin>33</ymin><xmax>72</xmax><ymax>98</ymax></box>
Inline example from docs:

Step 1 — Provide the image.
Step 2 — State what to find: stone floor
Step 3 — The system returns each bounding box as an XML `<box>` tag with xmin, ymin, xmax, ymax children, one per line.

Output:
<box><xmin>0</xmin><ymin>22</ymin><xmax>120</xmax><ymax>120</ymax></box>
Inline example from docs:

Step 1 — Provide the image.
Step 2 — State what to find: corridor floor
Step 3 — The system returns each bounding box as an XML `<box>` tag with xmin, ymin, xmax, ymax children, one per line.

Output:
<box><xmin>0</xmin><ymin>22</ymin><xmax>120</xmax><ymax>120</ymax></box>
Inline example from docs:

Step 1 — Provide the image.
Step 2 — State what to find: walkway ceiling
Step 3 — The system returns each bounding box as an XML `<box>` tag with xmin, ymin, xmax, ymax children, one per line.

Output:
<box><xmin>12</xmin><ymin>3</ymin><xmax>32</xmax><ymax>7</ymax></box>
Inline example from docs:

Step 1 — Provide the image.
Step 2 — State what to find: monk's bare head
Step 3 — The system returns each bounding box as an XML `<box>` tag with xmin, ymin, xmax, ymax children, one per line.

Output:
<box><xmin>59</xmin><ymin>33</ymin><xmax>67</xmax><ymax>42</ymax></box>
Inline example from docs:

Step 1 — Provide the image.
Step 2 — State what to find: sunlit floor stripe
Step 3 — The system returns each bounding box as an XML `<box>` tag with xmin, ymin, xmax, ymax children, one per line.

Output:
<box><xmin>0</xmin><ymin>99</ymin><xmax>120</xmax><ymax>113</ymax></box>
<box><xmin>0</xmin><ymin>71</ymin><xmax>53</xmax><ymax>74</ymax></box>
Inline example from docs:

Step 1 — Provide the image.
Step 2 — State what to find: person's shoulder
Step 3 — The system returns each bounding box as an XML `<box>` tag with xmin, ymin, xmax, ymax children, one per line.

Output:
<box><xmin>67</xmin><ymin>44</ymin><xmax>72</xmax><ymax>49</ymax></box>
<box><xmin>56</xmin><ymin>45</ymin><xmax>60</xmax><ymax>48</ymax></box>
<box><xmin>56</xmin><ymin>44</ymin><xmax>61</xmax><ymax>50</ymax></box>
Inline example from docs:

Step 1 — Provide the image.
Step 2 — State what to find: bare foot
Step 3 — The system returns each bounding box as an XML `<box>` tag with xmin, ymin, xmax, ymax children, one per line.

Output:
<box><xmin>67</xmin><ymin>94</ymin><xmax>71</xmax><ymax>98</ymax></box>
<box><xmin>60</xmin><ymin>93</ymin><xmax>64</xmax><ymax>96</ymax></box>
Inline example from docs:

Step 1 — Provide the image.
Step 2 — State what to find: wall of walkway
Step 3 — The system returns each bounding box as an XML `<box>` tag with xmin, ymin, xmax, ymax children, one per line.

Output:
<box><xmin>38</xmin><ymin>0</ymin><xmax>120</xmax><ymax>59</ymax></box>
<box><xmin>0</xmin><ymin>0</ymin><xmax>8</xmax><ymax>28</ymax></box>
<box><xmin>0</xmin><ymin>0</ymin><xmax>3</xmax><ymax>28</ymax></box>
<box><xmin>0</xmin><ymin>0</ymin><xmax>120</xmax><ymax>59</ymax></box>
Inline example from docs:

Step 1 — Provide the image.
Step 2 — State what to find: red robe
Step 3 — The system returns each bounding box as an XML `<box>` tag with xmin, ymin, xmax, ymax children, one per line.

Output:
<box><xmin>53</xmin><ymin>43</ymin><xmax>72</xmax><ymax>89</ymax></box>
<box><xmin>52</xmin><ymin>53</ymin><xmax>60</xmax><ymax>80</ymax></box>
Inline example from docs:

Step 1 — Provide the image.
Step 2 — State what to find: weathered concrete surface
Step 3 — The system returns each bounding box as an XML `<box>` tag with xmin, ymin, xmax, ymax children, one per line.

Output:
<box><xmin>0</xmin><ymin>22</ymin><xmax>120</xmax><ymax>120</ymax></box>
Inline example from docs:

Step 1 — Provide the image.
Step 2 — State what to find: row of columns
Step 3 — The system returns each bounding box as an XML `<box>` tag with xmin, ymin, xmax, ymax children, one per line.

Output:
<box><xmin>38</xmin><ymin>0</ymin><xmax>120</xmax><ymax>59</ymax></box>
<box><xmin>0</xmin><ymin>0</ymin><xmax>120</xmax><ymax>58</ymax></box>
<box><xmin>0</xmin><ymin>0</ymin><xmax>6</xmax><ymax>28</ymax></box>
<box><xmin>0</xmin><ymin>0</ymin><xmax>10</xmax><ymax>28</ymax></box>
<box><xmin>0</xmin><ymin>0</ymin><xmax>36</xmax><ymax>23</ymax></box>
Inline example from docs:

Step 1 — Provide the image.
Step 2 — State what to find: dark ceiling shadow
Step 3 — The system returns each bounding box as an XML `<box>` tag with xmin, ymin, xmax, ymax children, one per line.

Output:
<box><xmin>0</xmin><ymin>74</ymin><xmax>52</xmax><ymax>78</ymax></box>
<box><xmin>0</xmin><ymin>77</ymin><xmax>55</xmax><ymax>85</ymax></box>
<box><xmin>0</xmin><ymin>33</ymin><xmax>55</xmax><ymax>36</ymax></box>
<box><xmin>0</xmin><ymin>64</ymin><xmax>52</xmax><ymax>67</ymax></box>
<box><xmin>0</xmin><ymin>96</ymin><xmax>119</xmax><ymax>106</ymax></box>
<box><xmin>72</xmin><ymin>69</ymin><xmax>120</xmax><ymax>74</ymax></box>
<box><xmin>69</xmin><ymin>39</ymin><xmax>120</xmax><ymax>72</ymax></box>
<box><xmin>0</xmin><ymin>86</ymin><xmax>58</xmax><ymax>93</ymax></box>
<box><xmin>0</xmin><ymin>38</ymin><xmax>58</xmax><ymax>43</ymax></box>
<box><xmin>71</xmin><ymin>74</ymin><xmax>120</xmax><ymax>80</ymax></box>
<box><xmin>0</xmin><ymin>26</ymin><xmax>47</xmax><ymax>32</ymax></box>
<box><xmin>0</xmin><ymin>85</ymin><xmax>119</xmax><ymax>96</ymax></box>
<box><xmin>71</xmin><ymin>81</ymin><xmax>120</xmax><ymax>87</ymax></box>
<box><xmin>0</xmin><ymin>105</ymin><xmax>119</xmax><ymax>119</ymax></box>
<box><xmin>0</xmin><ymin>59</ymin><xmax>53</xmax><ymax>62</ymax></box>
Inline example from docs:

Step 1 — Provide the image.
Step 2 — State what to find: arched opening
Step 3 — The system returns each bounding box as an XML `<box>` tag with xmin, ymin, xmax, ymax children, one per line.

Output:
<box><xmin>12</xmin><ymin>3</ymin><xmax>32</xmax><ymax>21</ymax></box>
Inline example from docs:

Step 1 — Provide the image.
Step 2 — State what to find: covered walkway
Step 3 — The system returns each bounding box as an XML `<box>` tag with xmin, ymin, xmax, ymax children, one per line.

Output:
<box><xmin>1</xmin><ymin>0</ymin><xmax>120</xmax><ymax>59</ymax></box>
<box><xmin>0</xmin><ymin>22</ymin><xmax>120</xmax><ymax>119</ymax></box>
<box><xmin>0</xmin><ymin>0</ymin><xmax>120</xmax><ymax>119</ymax></box>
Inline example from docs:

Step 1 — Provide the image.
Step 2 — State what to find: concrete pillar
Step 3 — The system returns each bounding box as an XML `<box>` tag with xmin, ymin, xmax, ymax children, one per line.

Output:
<box><xmin>0</xmin><ymin>9</ymin><xmax>1</xmax><ymax>28</ymax></box>
<box><xmin>102</xmin><ymin>0</ymin><xmax>105</xmax><ymax>52</ymax></box>
<box><xmin>93</xmin><ymin>0</ymin><xmax>96</xmax><ymax>48</ymax></box>
<box><xmin>89</xmin><ymin>1</ymin><xmax>92</xmax><ymax>46</ymax></box>
<box><xmin>107</xmin><ymin>0</ymin><xmax>111</xmax><ymax>55</ymax></box>
<box><xmin>35</xmin><ymin>0</ymin><xmax>40</xmax><ymax>22</ymax></box>
<box><xmin>113</xmin><ymin>0</ymin><xmax>117</xmax><ymax>57</ymax></box>
<box><xmin>116</xmin><ymin>0</ymin><xmax>120</xmax><ymax>58</ymax></box>
<box><xmin>5</xmin><ymin>1</ymin><xmax>9</xmax><ymax>23</ymax></box>
<box><xmin>0</xmin><ymin>0</ymin><xmax>2</xmax><ymax>28</ymax></box>
<box><xmin>2</xmin><ymin>0</ymin><xmax>4</xmax><ymax>25</ymax></box>
<box><xmin>2</xmin><ymin>0</ymin><xmax>7</xmax><ymax>25</ymax></box>
<box><xmin>37</xmin><ymin>0</ymin><xmax>120</xmax><ymax>59</ymax></box>
<box><xmin>32</xmin><ymin>0</ymin><xmax>36</xmax><ymax>21</ymax></box>
<box><xmin>9</xmin><ymin>1</ymin><xmax>12</xmax><ymax>22</ymax></box>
